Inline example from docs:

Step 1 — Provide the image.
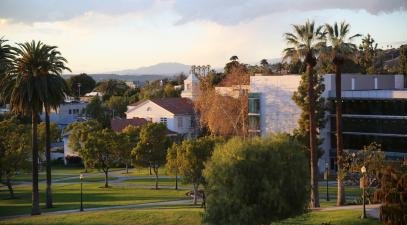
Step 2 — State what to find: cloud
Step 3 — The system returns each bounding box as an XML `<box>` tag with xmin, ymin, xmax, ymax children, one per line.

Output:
<box><xmin>0</xmin><ymin>0</ymin><xmax>154</xmax><ymax>23</ymax></box>
<box><xmin>173</xmin><ymin>0</ymin><xmax>407</xmax><ymax>25</ymax></box>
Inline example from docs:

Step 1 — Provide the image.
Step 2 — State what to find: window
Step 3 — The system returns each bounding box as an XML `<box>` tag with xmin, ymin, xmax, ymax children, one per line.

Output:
<box><xmin>68</xmin><ymin>109</ymin><xmax>72</xmax><ymax>114</ymax></box>
<box><xmin>177</xmin><ymin>117</ymin><xmax>183</xmax><ymax>128</ymax></box>
<box><xmin>160</xmin><ymin>117</ymin><xmax>167</xmax><ymax>125</ymax></box>
<box><xmin>146</xmin><ymin>107</ymin><xmax>152</xmax><ymax>111</ymax></box>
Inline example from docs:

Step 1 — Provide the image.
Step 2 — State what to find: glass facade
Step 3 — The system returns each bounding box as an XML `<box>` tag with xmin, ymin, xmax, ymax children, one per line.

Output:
<box><xmin>248</xmin><ymin>93</ymin><xmax>261</xmax><ymax>134</ymax></box>
<box><xmin>329</xmin><ymin>98</ymin><xmax>407</xmax><ymax>154</ymax></box>
<box><xmin>329</xmin><ymin>99</ymin><xmax>407</xmax><ymax>116</ymax></box>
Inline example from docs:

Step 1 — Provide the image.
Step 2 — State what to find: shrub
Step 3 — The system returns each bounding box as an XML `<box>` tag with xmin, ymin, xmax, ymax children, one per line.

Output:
<box><xmin>203</xmin><ymin>134</ymin><xmax>309</xmax><ymax>225</ymax></box>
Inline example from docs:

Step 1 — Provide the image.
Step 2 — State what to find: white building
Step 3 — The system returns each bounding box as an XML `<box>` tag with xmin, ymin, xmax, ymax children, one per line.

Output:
<box><xmin>181</xmin><ymin>73</ymin><xmax>200</xmax><ymax>100</ymax></box>
<box><xmin>126</xmin><ymin>97</ymin><xmax>198</xmax><ymax>138</ymax></box>
<box><xmin>40</xmin><ymin>100</ymin><xmax>88</xmax><ymax>128</ymax></box>
<box><xmin>249</xmin><ymin>74</ymin><xmax>407</xmax><ymax>173</ymax></box>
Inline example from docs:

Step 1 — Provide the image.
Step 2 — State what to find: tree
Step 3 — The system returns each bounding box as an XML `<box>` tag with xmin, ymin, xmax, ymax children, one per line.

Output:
<box><xmin>166</xmin><ymin>137</ymin><xmax>218</xmax><ymax>204</ymax></box>
<box><xmin>203</xmin><ymin>135</ymin><xmax>309</xmax><ymax>225</ymax></box>
<box><xmin>67</xmin><ymin>120</ymin><xmax>103</xmax><ymax>171</ymax></box>
<box><xmin>84</xmin><ymin>128</ymin><xmax>118</xmax><ymax>188</ymax></box>
<box><xmin>132</xmin><ymin>123</ymin><xmax>170</xmax><ymax>189</ymax></box>
<box><xmin>95</xmin><ymin>79</ymin><xmax>129</xmax><ymax>100</ymax></box>
<box><xmin>66</xmin><ymin>73</ymin><xmax>96</xmax><ymax>97</ymax></box>
<box><xmin>260</xmin><ymin>59</ymin><xmax>272</xmax><ymax>75</ymax></box>
<box><xmin>283</xmin><ymin>20</ymin><xmax>326</xmax><ymax>208</ymax></box>
<box><xmin>119</xmin><ymin>125</ymin><xmax>141</xmax><ymax>173</ymax></box>
<box><xmin>86</xmin><ymin>96</ymin><xmax>110</xmax><ymax>127</ymax></box>
<box><xmin>38</xmin><ymin>121</ymin><xmax>61</xmax><ymax>157</ymax></box>
<box><xmin>195</xmin><ymin>65</ymin><xmax>248</xmax><ymax>138</ymax></box>
<box><xmin>105</xmin><ymin>95</ymin><xmax>129</xmax><ymax>118</ymax></box>
<box><xmin>0</xmin><ymin>38</ymin><xmax>14</xmax><ymax>81</ymax></box>
<box><xmin>0</xmin><ymin>119</ymin><xmax>31</xmax><ymax>198</ymax></box>
<box><xmin>324</xmin><ymin>21</ymin><xmax>360</xmax><ymax>206</ymax></box>
<box><xmin>0</xmin><ymin>41</ymin><xmax>70</xmax><ymax>215</ymax></box>
<box><xmin>358</xmin><ymin>34</ymin><xmax>378</xmax><ymax>74</ymax></box>
<box><xmin>400</xmin><ymin>45</ymin><xmax>407</xmax><ymax>77</ymax></box>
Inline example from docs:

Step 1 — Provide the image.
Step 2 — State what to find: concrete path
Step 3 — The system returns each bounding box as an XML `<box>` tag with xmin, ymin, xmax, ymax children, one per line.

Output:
<box><xmin>0</xmin><ymin>199</ymin><xmax>193</xmax><ymax>221</ymax></box>
<box><xmin>314</xmin><ymin>204</ymin><xmax>381</xmax><ymax>219</ymax></box>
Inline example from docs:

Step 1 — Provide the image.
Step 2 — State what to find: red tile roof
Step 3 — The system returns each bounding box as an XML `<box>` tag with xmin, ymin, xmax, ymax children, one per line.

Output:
<box><xmin>111</xmin><ymin>118</ymin><xmax>147</xmax><ymax>132</ymax></box>
<box><xmin>129</xmin><ymin>98</ymin><xmax>195</xmax><ymax>115</ymax></box>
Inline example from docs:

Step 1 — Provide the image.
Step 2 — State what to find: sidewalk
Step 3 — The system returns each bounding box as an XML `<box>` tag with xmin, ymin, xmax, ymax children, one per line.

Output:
<box><xmin>314</xmin><ymin>204</ymin><xmax>381</xmax><ymax>219</ymax></box>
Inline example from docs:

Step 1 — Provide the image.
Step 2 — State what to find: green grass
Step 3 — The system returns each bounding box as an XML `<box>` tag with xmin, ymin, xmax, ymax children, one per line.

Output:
<box><xmin>272</xmin><ymin>210</ymin><xmax>381</xmax><ymax>225</ymax></box>
<box><xmin>123</xmin><ymin>177</ymin><xmax>192</xmax><ymax>188</ymax></box>
<box><xmin>0</xmin><ymin>183</ymin><xmax>189</xmax><ymax>217</ymax></box>
<box><xmin>60</xmin><ymin>176</ymin><xmax>118</xmax><ymax>183</ymax></box>
<box><xmin>121</xmin><ymin>167</ymin><xmax>168</xmax><ymax>176</ymax></box>
<box><xmin>0</xmin><ymin>208</ymin><xmax>380</xmax><ymax>225</ymax></box>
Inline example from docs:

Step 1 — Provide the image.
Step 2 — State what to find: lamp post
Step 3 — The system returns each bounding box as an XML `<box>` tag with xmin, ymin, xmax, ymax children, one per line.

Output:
<box><xmin>325</xmin><ymin>162</ymin><xmax>329</xmax><ymax>201</ymax></box>
<box><xmin>77</xmin><ymin>83</ymin><xmax>81</xmax><ymax>98</ymax></box>
<box><xmin>360</xmin><ymin>166</ymin><xmax>367</xmax><ymax>219</ymax></box>
<box><xmin>80</xmin><ymin>173</ymin><xmax>84</xmax><ymax>212</ymax></box>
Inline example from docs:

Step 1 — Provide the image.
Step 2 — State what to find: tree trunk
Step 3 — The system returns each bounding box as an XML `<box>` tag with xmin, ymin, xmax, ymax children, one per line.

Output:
<box><xmin>125</xmin><ymin>163</ymin><xmax>128</xmax><ymax>174</ymax></box>
<box><xmin>193</xmin><ymin>183</ymin><xmax>199</xmax><ymax>205</ymax></box>
<box><xmin>154</xmin><ymin>165</ymin><xmax>159</xmax><ymax>190</ymax></box>
<box><xmin>104</xmin><ymin>170</ymin><xmax>109</xmax><ymax>188</ymax></box>
<box><xmin>334</xmin><ymin>60</ymin><xmax>346</xmax><ymax>206</ymax></box>
<box><xmin>45</xmin><ymin>110</ymin><xmax>53</xmax><ymax>208</ymax></box>
<box><xmin>306</xmin><ymin>53</ymin><xmax>320</xmax><ymax>208</ymax></box>
<box><xmin>175</xmin><ymin>169</ymin><xmax>178</xmax><ymax>190</ymax></box>
<box><xmin>6</xmin><ymin>177</ymin><xmax>14</xmax><ymax>199</ymax></box>
<box><xmin>149</xmin><ymin>162</ymin><xmax>152</xmax><ymax>175</ymax></box>
<box><xmin>31</xmin><ymin>113</ymin><xmax>41</xmax><ymax>215</ymax></box>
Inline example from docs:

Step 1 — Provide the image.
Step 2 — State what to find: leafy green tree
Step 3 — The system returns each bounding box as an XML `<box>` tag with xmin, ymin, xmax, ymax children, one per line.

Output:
<box><xmin>224</xmin><ymin>55</ymin><xmax>241</xmax><ymax>74</ymax></box>
<box><xmin>358</xmin><ymin>34</ymin><xmax>378</xmax><ymax>74</ymax></box>
<box><xmin>0</xmin><ymin>41</ymin><xmax>69</xmax><ymax>215</ymax></box>
<box><xmin>324</xmin><ymin>21</ymin><xmax>360</xmax><ymax>206</ymax></box>
<box><xmin>86</xmin><ymin>97</ymin><xmax>110</xmax><ymax>127</ymax></box>
<box><xmin>400</xmin><ymin>45</ymin><xmax>407</xmax><ymax>77</ymax></box>
<box><xmin>283</xmin><ymin>20</ymin><xmax>325</xmax><ymax>208</ymax></box>
<box><xmin>118</xmin><ymin>125</ymin><xmax>141</xmax><ymax>173</ymax></box>
<box><xmin>67</xmin><ymin>120</ymin><xmax>103</xmax><ymax>171</ymax></box>
<box><xmin>203</xmin><ymin>135</ymin><xmax>309</xmax><ymax>225</ymax></box>
<box><xmin>105</xmin><ymin>95</ymin><xmax>128</xmax><ymax>118</ymax></box>
<box><xmin>0</xmin><ymin>119</ymin><xmax>31</xmax><ymax>198</ymax></box>
<box><xmin>166</xmin><ymin>143</ymin><xmax>181</xmax><ymax>190</ymax></box>
<box><xmin>166</xmin><ymin>137</ymin><xmax>219</xmax><ymax>204</ymax></box>
<box><xmin>84</xmin><ymin>128</ymin><xmax>119</xmax><ymax>188</ymax></box>
<box><xmin>66</xmin><ymin>73</ymin><xmax>96</xmax><ymax>97</ymax></box>
<box><xmin>38</xmin><ymin>121</ymin><xmax>61</xmax><ymax>156</ymax></box>
<box><xmin>132</xmin><ymin>123</ymin><xmax>170</xmax><ymax>189</ymax></box>
<box><xmin>95</xmin><ymin>79</ymin><xmax>129</xmax><ymax>100</ymax></box>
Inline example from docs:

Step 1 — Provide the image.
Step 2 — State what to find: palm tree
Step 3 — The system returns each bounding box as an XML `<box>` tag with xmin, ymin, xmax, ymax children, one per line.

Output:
<box><xmin>0</xmin><ymin>41</ymin><xmax>69</xmax><ymax>214</ymax></box>
<box><xmin>0</xmin><ymin>38</ymin><xmax>14</xmax><ymax>79</ymax></box>
<box><xmin>283</xmin><ymin>20</ymin><xmax>326</xmax><ymax>208</ymax></box>
<box><xmin>260</xmin><ymin>59</ymin><xmax>269</xmax><ymax>74</ymax></box>
<box><xmin>42</xmin><ymin>46</ymin><xmax>70</xmax><ymax>208</ymax></box>
<box><xmin>230</xmin><ymin>55</ymin><xmax>239</xmax><ymax>61</ymax></box>
<box><xmin>324</xmin><ymin>21</ymin><xmax>360</xmax><ymax>206</ymax></box>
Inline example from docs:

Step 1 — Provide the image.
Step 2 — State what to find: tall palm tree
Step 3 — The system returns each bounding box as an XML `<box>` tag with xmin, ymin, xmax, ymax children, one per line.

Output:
<box><xmin>283</xmin><ymin>20</ymin><xmax>326</xmax><ymax>208</ymax></box>
<box><xmin>0</xmin><ymin>41</ymin><xmax>69</xmax><ymax>215</ymax></box>
<box><xmin>324</xmin><ymin>21</ymin><xmax>360</xmax><ymax>206</ymax></box>
<box><xmin>42</xmin><ymin>46</ymin><xmax>70</xmax><ymax>208</ymax></box>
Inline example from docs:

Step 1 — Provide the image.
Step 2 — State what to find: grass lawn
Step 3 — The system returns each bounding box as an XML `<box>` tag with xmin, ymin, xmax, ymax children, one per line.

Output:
<box><xmin>0</xmin><ymin>183</ymin><xmax>189</xmax><ymax>217</ymax></box>
<box><xmin>0</xmin><ymin>208</ymin><xmax>380</xmax><ymax>225</ymax></box>
<box><xmin>60</xmin><ymin>176</ymin><xmax>118</xmax><ymax>183</ymax></box>
<box><xmin>123</xmin><ymin>177</ymin><xmax>192</xmax><ymax>188</ymax></box>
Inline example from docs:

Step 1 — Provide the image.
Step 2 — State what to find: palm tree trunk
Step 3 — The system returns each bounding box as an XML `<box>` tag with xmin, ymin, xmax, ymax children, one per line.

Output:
<box><xmin>31</xmin><ymin>113</ymin><xmax>41</xmax><ymax>215</ymax></box>
<box><xmin>104</xmin><ymin>170</ymin><xmax>109</xmax><ymax>188</ymax></box>
<box><xmin>306</xmin><ymin>53</ymin><xmax>320</xmax><ymax>208</ymax></box>
<box><xmin>335</xmin><ymin>62</ymin><xmax>346</xmax><ymax>206</ymax></box>
<box><xmin>45</xmin><ymin>110</ymin><xmax>53</xmax><ymax>208</ymax></box>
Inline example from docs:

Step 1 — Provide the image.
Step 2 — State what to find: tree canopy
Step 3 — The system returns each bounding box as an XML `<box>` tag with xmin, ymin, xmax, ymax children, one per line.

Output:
<box><xmin>66</xmin><ymin>73</ymin><xmax>96</xmax><ymax>97</ymax></box>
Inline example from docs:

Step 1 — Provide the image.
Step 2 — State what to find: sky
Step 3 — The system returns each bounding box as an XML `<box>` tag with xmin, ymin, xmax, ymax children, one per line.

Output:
<box><xmin>1</xmin><ymin>0</ymin><xmax>407</xmax><ymax>74</ymax></box>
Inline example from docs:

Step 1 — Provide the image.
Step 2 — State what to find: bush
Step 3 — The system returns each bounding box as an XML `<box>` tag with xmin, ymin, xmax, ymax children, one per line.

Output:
<box><xmin>65</xmin><ymin>155</ymin><xmax>83</xmax><ymax>165</ymax></box>
<box><xmin>203</xmin><ymin>134</ymin><xmax>309</xmax><ymax>225</ymax></box>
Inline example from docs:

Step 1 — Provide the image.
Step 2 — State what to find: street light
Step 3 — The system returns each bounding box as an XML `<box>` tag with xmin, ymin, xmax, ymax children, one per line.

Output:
<box><xmin>360</xmin><ymin>166</ymin><xmax>367</xmax><ymax>219</ymax></box>
<box><xmin>325</xmin><ymin>162</ymin><xmax>330</xmax><ymax>201</ymax></box>
<box><xmin>80</xmin><ymin>173</ymin><xmax>84</xmax><ymax>212</ymax></box>
<box><xmin>77</xmin><ymin>83</ymin><xmax>81</xmax><ymax>98</ymax></box>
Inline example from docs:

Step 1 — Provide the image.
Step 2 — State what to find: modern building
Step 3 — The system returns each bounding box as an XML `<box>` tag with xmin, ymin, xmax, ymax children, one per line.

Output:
<box><xmin>126</xmin><ymin>97</ymin><xmax>199</xmax><ymax>138</ymax></box>
<box><xmin>40</xmin><ymin>100</ymin><xmax>88</xmax><ymax>128</ymax></box>
<box><xmin>248</xmin><ymin>74</ymin><xmax>407</xmax><ymax>173</ymax></box>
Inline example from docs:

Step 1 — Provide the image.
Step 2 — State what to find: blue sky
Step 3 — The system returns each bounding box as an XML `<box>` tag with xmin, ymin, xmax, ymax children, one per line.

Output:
<box><xmin>1</xmin><ymin>0</ymin><xmax>406</xmax><ymax>73</ymax></box>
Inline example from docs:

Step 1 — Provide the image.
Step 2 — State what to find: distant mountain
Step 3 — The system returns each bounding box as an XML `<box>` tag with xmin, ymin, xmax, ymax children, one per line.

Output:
<box><xmin>63</xmin><ymin>74</ymin><xmax>171</xmax><ymax>82</ymax></box>
<box><xmin>111</xmin><ymin>62</ymin><xmax>191</xmax><ymax>75</ymax></box>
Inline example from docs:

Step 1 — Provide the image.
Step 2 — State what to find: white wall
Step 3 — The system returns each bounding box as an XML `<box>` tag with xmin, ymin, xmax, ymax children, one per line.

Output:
<box><xmin>250</xmin><ymin>75</ymin><xmax>301</xmax><ymax>135</ymax></box>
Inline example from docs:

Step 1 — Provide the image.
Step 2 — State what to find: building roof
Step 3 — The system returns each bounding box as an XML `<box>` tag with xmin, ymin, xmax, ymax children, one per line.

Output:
<box><xmin>129</xmin><ymin>97</ymin><xmax>195</xmax><ymax>115</ymax></box>
<box><xmin>111</xmin><ymin>117</ymin><xmax>148</xmax><ymax>132</ymax></box>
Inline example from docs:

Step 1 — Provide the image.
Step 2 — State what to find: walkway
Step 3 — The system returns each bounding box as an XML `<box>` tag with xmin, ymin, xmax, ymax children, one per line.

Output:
<box><xmin>314</xmin><ymin>204</ymin><xmax>381</xmax><ymax>219</ymax></box>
